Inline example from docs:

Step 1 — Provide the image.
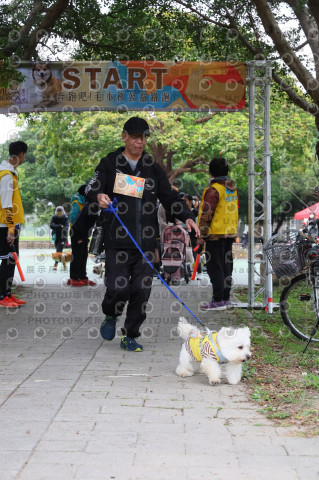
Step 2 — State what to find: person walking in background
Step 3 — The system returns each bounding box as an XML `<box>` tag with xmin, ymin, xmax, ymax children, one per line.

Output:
<box><xmin>241</xmin><ymin>231</ymin><xmax>248</xmax><ymax>249</ymax></box>
<box><xmin>50</xmin><ymin>206</ymin><xmax>69</xmax><ymax>271</ymax></box>
<box><xmin>68</xmin><ymin>184</ymin><xmax>99</xmax><ymax>286</ymax></box>
<box><xmin>192</xmin><ymin>196</ymin><xmax>200</xmax><ymax>217</ymax></box>
<box><xmin>0</xmin><ymin>140</ymin><xmax>28</xmax><ymax>308</ymax></box>
<box><xmin>197</xmin><ymin>157</ymin><xmax>238</xmax><ymax>311</ymax></box>
<box><xmin>157</xmin><ymin>186</ymin><xmax>183</xmax><ymax>238</ymax></box>
<box><xmin>182</xmin><ymin>194</ymin><xmax>202</xmax><ymax>275</ymax></box>
<box><xmin>86</xmin><ymin>116</ymin><xmax>199</xmax><ymax>352</ymax></box>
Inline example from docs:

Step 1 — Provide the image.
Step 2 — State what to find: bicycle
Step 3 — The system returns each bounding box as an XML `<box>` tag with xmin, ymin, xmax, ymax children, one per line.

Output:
<box><xmin>264</xmin><ymin>226</ymin><xmax>319</xmax><ymax>352</ymax></box>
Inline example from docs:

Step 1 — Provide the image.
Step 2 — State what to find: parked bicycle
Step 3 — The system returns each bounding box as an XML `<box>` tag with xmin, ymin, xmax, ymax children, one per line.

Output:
<box><xmin>264</xmin><ymin>224</ymin><xmax>319</xmax><ymax>351</ymax></box>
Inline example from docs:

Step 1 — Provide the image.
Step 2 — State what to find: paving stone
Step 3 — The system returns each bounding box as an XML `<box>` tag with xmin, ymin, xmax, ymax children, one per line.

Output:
<box><xmin>18</xmin><ymin>463</ymin><xmax>78</xmax><ymax>480</ymax></box>
<box><xmin>134</xmin><ymin>451</ymin><xmax>238</xmax><ymax>467</ymax></box>
<box><xmin>0</xmin><ymin>451</ymin><xmax>31</xmax><ymax>470</ymax></box>
<box><xmin>35</xmin><ymin>439</ymin><xmax>88</xmax><ymax>452</ymax></box>
<box><xmin>0</xmin><ymin>470</ymin><xmax>19</xmax><ymax>480</ymax></box>
<box><xmin>237</xmin><ymin>455</ymin><xmax>300</xmax><ymax>479</ymax></box>
<box><xmin>271</xmin><ymin>436</ymin><xmax>319</xmax><ymax>455</ymax></box>
<box><xmin>0</xmin><ymin>284</ymin><xmax>318</xmax><ymax>480</ymax></box>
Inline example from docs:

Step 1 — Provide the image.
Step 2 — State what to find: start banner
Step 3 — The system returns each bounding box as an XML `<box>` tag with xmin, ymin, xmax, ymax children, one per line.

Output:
<box><xmin>0</xmin><ymin>60</ymin><xmax>246</xmax><ymax>113</ymax></box>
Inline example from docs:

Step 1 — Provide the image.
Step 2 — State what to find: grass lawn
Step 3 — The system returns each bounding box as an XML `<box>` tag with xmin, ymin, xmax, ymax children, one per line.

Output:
<box><xmin>20</xmin><ymin>236</ymin><xmax>51</xmax><ymax>241</ymax></box>
<box><xmin>234</xmin><ymin>286</ymin><xmax>319</xmax><ymax>437</ymax></box>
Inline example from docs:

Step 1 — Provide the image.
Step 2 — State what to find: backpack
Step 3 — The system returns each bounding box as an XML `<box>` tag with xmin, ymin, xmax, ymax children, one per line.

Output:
<box><xmin>70</xmin><ymin>192</ymin><xmax>86</xmax><ymax>226</ymax></box>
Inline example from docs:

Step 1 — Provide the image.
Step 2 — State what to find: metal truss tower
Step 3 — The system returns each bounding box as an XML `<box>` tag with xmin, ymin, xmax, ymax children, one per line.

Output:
<box><xmin>247</xmin><ymin>60</ymin><xmax>273</xmax><ymax>312</ymax></box>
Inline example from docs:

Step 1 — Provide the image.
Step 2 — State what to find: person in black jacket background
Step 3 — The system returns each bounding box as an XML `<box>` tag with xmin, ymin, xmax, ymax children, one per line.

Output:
<box><xmin>68</xmin><ymin>185</ymin><xmax>100</xmax><ymax>286</ymax></box>
<box><xmin>86</xmin><ymin>116</ymin><xmax>199</xmax><ymax>352</ymax></box>
<box><xmin>50</xmin><ymin>206</ymin><xmax>69</xmax><ymax>271</ymax></box>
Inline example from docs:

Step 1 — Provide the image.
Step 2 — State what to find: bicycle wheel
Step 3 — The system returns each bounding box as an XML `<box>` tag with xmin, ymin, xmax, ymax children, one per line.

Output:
<box><xmin>280</xmin><ymin>274</ymin><xmax>319</xmax><ymax>342</ymax></box>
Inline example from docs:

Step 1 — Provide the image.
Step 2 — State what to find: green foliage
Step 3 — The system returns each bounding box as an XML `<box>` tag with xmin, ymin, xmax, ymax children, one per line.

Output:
<box><xmin>0</xmin><ymin>57</ymin><xmax>25</xmax><ymax>88</ymax></box>
<box><xmin>12</xmin><ymin>98</ymin><xmax>318</xmax><ymax>222</ymax></box>
<box><xmin>303</xmin><ymin>373</ymin><xmax>319</xmax><ymax>390</ymax></box>
<box><xmin>71</xmin><ymin>2</ymin><xmax>210</xmax><ymax>61</ymax></box>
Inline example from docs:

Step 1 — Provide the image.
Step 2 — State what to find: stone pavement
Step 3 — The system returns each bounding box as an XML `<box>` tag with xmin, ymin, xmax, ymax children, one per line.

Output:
<box><xmin>0</xmin><ymin>281</ymin><xmax>318</xmax><ymax>480</ymax></box>
<box><xmin>14</xmin><ymin>248</ymin><xmax>255</xmax><ymax>287</ymax></box>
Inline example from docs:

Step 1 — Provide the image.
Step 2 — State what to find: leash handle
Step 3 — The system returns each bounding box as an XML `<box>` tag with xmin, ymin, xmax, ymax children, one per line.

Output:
<box><xmin>104</xmin><ymin>199</ymin><xmax>204</xmax><ymax>327</ymax></box>
<box><xmin>10</xmin><ymin>246</ymin><xmax>25</xmax><ymax>281</ymax></box>
<box><xmin>191</xmin><ymin>254</ymin><xmax>200</xmax><ymax>281</ymax></box>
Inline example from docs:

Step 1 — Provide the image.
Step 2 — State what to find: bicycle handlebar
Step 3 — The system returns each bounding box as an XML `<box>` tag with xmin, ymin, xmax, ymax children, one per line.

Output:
<box><xmin>299</xmin><ymin>231</ymin><xmax>316</xmax><ymax>243</ymax></box>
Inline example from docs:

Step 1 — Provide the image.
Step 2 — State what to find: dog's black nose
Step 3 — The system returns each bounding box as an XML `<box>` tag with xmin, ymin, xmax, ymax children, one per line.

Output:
<box><xmin>246</xmin><ymin>354</ymin><xmax>251</xmax><ymax>360</ymax></box>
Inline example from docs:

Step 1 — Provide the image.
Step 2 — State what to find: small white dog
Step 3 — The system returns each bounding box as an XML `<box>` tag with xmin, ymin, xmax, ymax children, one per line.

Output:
<box><xmin>175</xmin><ymin>317</ymin><xmax>251</xmax><ymax>385</ymax></box>
<box><xmin>92</xmin><ymin>262</ymin><xmax>105</xmax><ymax>278</ymax></box>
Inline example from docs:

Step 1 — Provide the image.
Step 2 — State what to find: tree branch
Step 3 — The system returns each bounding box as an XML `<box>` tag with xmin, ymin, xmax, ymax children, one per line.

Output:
<box><xmin>168</xmin><ymin>155</ymin><xmax>208</xmax><ymax>181</ymax></box>
<box><xmin>252</xmin><ymin>0</ymin><xmax>319</xmax><ymax>102</ymax></box>
<box><xmin>168</xmin><ymin>165</ymin><xmax>208</xmax><ymax>182</ymax></box>
<box><xmin>22</xmin><ymin>0</ymin><xmax>71</xmax><ymax>60</ymax></box>
<box><xmin>173</xmin><ymin>0</ymin><xmax>230</xmax><ymax>30</ymax></box>
<box><xmin>286</xmin><ymin>0</ymin><xmax>319</xmax><ymax>78</ymax></box>
<box><xmin>272</xmin><ymin>70</ymin><xmax>319</xmax><ymax>115</ymax></box>
<box><xmin>1</xmin><ymin>0</ymin><xmax>44</xmax><ymax>57</ymax></box>
<box><xmin>307</xmin><ymin>0</ymin><xmax>319</xmax><ymax>34</ymax></box>
<box><xmin>195</xmin><ymin>112</ymin><xmax>219</xmax><ymax>124</ymax></box>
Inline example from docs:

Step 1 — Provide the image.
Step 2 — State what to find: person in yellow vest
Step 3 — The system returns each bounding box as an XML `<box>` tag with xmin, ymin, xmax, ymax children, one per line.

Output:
<box><xmin>197</xmin><ymin>157</ymin><xmax>239</xmax><ymax>311</ymax></box>
<box><xmin>0</xmin><ymin>141</ymin><xmax>28</xmax><ymax>308</ymax></box>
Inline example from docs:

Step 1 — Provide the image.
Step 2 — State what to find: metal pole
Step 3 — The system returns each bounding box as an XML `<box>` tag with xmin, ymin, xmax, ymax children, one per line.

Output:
<box><xmin>263</xmin><ymin>61</ymin><xmax>273</xmax><ymax>313</ymax></box>
<box><xmin>247</xmin><ymin>62</ymin><xmax>256</xmax><ymax>307</ymax></box>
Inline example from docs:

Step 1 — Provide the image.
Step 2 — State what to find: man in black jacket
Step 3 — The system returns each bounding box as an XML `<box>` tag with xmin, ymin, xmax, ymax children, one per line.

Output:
<box><xmin>86</xmin><ymin>116</ymin><xmax>199</xmax><ymax>352</ymax></box>
<box><xmin>50</xmin><ymin>206</ymin><xmax>69</xmax><ymax>270</ymax></box>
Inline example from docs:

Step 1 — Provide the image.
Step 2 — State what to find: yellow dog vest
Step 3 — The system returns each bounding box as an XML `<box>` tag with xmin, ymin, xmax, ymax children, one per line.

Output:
<box><xmin>189</xmin><ymin>330</ymin><xmax>228</xmax><ymax>363</ymax></box>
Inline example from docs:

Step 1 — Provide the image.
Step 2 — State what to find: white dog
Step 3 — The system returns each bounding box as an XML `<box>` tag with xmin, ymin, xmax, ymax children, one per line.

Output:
<box><xmin>92</xmin><ymin>262</ymin><xmax>105</xmax><ymax>278</ymax></box>
<box><xmin>175</xmin><ymin>317</ymin><xmax>251</xmax><ymax>385</ymax></box>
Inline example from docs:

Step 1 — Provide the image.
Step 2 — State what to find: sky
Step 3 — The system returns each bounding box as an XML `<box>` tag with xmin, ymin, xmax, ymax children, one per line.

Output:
<box><xmin>0</xmin><ymin>114</ymin><xmax>22</xmax><ymax>145</ymax></box>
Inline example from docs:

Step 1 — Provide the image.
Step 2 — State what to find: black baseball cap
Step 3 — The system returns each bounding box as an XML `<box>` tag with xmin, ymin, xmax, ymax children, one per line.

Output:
<box><xmin>123</xmin><ymin>117</ymin><xmax>150</xmax><ymax>136</ymax></box>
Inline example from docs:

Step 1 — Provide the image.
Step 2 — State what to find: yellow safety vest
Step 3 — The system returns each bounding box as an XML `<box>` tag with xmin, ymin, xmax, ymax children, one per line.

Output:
<box><xmin>0</xmin><ymin>170</ymin><xmax>25</xmax><ymax>225</ymax></box>
<box><xmin>198</xmin><ymin>182</ymin><xmax>238</xmax><ymax>235</ymax></box>
<box><xmin>189</xmin><ymin>331</ymin><xmax>228</xmax><ymax>363</ymax></box>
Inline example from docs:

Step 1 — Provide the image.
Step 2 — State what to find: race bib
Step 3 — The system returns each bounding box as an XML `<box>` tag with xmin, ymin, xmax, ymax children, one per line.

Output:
<box><xmin>113</xmin><ymin>172</ymin><xmax>145</xmax><ymax>199</ymax></box>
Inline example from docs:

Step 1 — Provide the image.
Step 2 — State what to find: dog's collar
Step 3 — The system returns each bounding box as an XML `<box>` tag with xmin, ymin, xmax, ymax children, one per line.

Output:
<box><xmin>204</xmin><ymin>330</ymin><xmax>229</xmax><ymax>364</ymax></box>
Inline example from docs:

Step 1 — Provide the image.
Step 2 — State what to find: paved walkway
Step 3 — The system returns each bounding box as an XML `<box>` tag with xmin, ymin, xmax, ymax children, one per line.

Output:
<box><xmin>13</xmin><ymin>248</ymin><xmax>256</xmax><ymax>286</ymax></box>
<box><xmin>0</xmin><ymin>282</ymin><xmax>318</xmax><ymax>480</ymax></box>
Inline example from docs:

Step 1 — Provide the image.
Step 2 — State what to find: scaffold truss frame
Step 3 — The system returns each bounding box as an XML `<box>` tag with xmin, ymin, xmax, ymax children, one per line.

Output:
<box><xmin>246</xmin><ymin>60</ymin><xmax>273</xmax><ymax>312</ymax></box>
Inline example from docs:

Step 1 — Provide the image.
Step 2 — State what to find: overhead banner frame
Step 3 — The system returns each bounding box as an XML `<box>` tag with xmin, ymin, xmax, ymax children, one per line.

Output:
<box><xmin>0</xmin><ymin>60</ymin><xmax>246</xmax><ymax>114</ymax></box>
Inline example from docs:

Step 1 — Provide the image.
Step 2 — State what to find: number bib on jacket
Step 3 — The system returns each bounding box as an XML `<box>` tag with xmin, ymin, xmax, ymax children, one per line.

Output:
<box><xmin>113</xmin><ymin>172</ymin><xmax>145</xmax><ymax>198</ymax></box>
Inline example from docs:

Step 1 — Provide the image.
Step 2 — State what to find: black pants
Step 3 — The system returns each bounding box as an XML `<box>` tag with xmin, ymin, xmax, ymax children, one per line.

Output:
<box><xmin>55</xmin><ymin>241</ymin><xmax>66</xmax><ymax>253</ymax></box>
<box><xmin>69</xmin><ymin>228</ymin><xmax>89</xmax><ymax>280</ymax></box>
<box><xmin>0</xmin><ymin>227</ymin><xmax>19</xmax><ymax>298</ymax></box>
<box><xmin>205</xmin><ymin>238</ymin><xmax>234</xmax><ymax>302</ymax></box>
<box><xmin>54</xmin><ymin>233</ymin><xmax>66</xmax><ymax>254</ymax></box>
<box><xmin>102</xmin><ymin>249</ymin><xmax>153</xmax><ymax>338</ymax></box>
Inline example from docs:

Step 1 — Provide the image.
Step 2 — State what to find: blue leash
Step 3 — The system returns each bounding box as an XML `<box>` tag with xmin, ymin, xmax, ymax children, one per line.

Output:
<box><xmin>104</xmin><ymin>198</ymin><xmax>204</xmax><ymax>327</ymax></box>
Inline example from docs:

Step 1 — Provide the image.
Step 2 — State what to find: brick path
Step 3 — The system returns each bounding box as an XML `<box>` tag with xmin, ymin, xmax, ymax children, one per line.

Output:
<box><xmin>0</xmin><ymin>282</ymin><xmax>318</xmax><ymax>480</ymax></box>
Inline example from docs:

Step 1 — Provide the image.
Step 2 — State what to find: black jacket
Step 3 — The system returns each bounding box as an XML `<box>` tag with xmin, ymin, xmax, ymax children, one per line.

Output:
<box><xmin>50</xmin><ymin>214</ymin><xmax>69</xmax><ymax>243</ymax></box>
<box><xmin>71</xmin><ymin>202</ymin><xmax>100</xmax><ymax>237</ymax></box>
<box><xmin>86</xmin><ymin>147</ymin><xmax>194</xmax><ymax>250</ymax></box>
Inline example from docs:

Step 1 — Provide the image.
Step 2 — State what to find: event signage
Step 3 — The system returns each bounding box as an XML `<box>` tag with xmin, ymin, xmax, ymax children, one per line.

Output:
<box><xmin>0</xmin><ymin>60</ymin><xmax>246</xmax><ymax>113</ymax></box>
